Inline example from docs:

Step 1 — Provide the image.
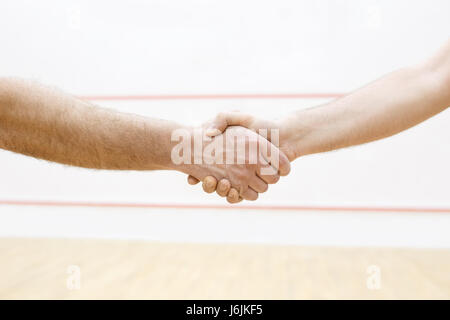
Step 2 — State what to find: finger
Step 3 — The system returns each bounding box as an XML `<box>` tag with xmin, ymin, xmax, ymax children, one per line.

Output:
<box><xmin>206</xmin><ymin>112</ymin><xmax>254</xmax><ymax>137</ymax></box>
<box><xmin>216</xmin><ymin>179</ymin><xmax>231</xmax><ymax>197</ymax></box>
<box><xmin>257</xmin><ymin>169</ymin><xmax>280</xmax><ymax>184</ymax></box>
<box><xmin>249</xmin><ymin>176</ymin><xmax>268</xmax><ymax>193</ymax></box>
<box><xmin>277</xmin><ymin>151</ymin><xmax>291</xmax><ymax>176</ymax></box>
<box><xmin>187</xmin><ymin>175</ymin><xmax>200</xmax><ymax>185</ymax></box>
<box><xmin>241</xmin><ymin>187</ymin><xmax>258</xmax><ymax>201</ymax></box>
<box><xmin>238</xmin><ymin>183</ymin><xmax>249</xmax><ymax>197</ymax></box>
<box><xmin>257</xmin><ymin>157</ymin><xmax>280</xmax><ymax>184</ymax></box>
<box><xmin>259</xmin><ymin>140</ymin><xmax>291</xmax><ymax>177</ymax></box>
<box><xmin>202</xmin><ymin>176</ymin><xmax>218</xmax><ymax>193</ymax></box>
<box><xmin>227</xmin><ymin>188</ymin><xmax>241</xmax><ymax>204</ymax></box>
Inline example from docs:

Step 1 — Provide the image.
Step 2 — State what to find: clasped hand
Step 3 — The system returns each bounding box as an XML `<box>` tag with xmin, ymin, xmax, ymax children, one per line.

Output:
<box><xmin>174</xmin><ymin>113</ymin><xmax>292</xmax><ymax>203</ymax></box>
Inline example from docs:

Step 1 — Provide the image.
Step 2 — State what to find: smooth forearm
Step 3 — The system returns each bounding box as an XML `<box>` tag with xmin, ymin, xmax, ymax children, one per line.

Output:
<box><xmin>0</xmin><ymin>78</ymin><xmax>182</xmax><ymax>170</ymax></box>
<box><xmin>284</xmin><ymin>56</ymin><xmax>450</xmax><ymax>159</ymax></box>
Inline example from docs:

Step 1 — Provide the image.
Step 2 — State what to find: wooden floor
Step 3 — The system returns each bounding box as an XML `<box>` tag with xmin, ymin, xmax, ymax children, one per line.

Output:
<box><xmin>0</xmin><ymin>238</ymin><xmax>449</xmax><ymax>299</ymax></box>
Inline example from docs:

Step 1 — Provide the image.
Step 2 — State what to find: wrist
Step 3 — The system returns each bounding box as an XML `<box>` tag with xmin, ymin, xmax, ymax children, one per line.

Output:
<box><xmin>143</xmin><ymin>121</ymin><xmax>196</xmax><ymax>172</ymax></box>
<box><xmin>278</xmin><ymin>109</ymin><xmax>319</xmax><ymax>161</ymax></box>
<box><xmin>163</xmin><ymin>125</ymin><xmax>200</xmax><ymax>174</ymax></box>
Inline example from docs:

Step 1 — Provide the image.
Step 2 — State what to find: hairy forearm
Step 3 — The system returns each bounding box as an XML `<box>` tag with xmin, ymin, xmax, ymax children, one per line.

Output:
<box><xmin>285</xmin><ymin>41</ymin><xmax>450</xmax><ymax>159</ymax></box>
<box><xmin>0</xmin><ymin>78</ymin><xmax>182</xmax><ymax>170</ymax></box>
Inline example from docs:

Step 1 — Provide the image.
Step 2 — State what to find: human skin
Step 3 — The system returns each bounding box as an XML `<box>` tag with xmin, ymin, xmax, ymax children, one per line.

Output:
<box><xmin>0</xmin><ymin>78</ymin><xmax>290</xmax><ymax>203</ymax></box>
<box><xmin>193</xmin><ymin>39</ymin><xmax>450</xmax><ymax>195</ymax></box>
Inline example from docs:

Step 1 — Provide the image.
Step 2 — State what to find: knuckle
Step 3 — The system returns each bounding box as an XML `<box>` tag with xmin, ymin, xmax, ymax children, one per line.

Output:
<box><xmin>227</xmin><ymin>188</ymin><xmax>238</xmax><ymax>198</ymax></box>
<box><xmin>219</xmin><ymin>179</ymin><xmax>231</xmax><ymax>189</ymax></box>
<box><xmin>203</xmin><ymin>178</ymin><xmax>213</xmax><ymax>188</ymax></box>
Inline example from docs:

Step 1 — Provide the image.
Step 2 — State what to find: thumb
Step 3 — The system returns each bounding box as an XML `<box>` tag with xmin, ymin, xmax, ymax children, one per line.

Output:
<box><xmin>205</xmin><ymin>113</ymin><xmax>229</xmax><ymax>137</ymax></box>
<box><xmin>206</xmin><ymin>112</ymin><xmax>254</xmax><ymax>137</ymax></box>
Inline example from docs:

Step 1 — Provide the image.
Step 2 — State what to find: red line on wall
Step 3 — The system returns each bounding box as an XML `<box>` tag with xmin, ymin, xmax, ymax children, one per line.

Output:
<box><xmin>78</xmin><ymin>93</ymin><xmax>345</xmax><ymax>101</ymax></box>
<box><xmin>0</xmin><ymin>200</ymin><xmax>449</xmax><ymax>213</ymax></box>
<box><xmin>4</xmin><ymin>91</ymin><xmax>444</xmax><ymax>213</ymax></box>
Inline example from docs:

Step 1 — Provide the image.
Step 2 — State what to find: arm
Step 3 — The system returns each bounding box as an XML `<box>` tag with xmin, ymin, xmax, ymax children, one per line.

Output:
<box><xmin>0</xmin><ymin>78</ymin><xmax>181</xmax><ymax>171</ymax></box>
<box><xmin>0</xmin><ymin>78</ymin><xmax>290</xmax><ymax>203</ymax></box>
<box><xmin>196</xmin><ymin>39</ymin><xmax>450</xmax><ymax>195</ymax></box>
<box><xmin>283</xmin><ymin>40</ymin><xmax>450</xmax><ymax>159</ymax></box>
<box><xmin>206</xmin><ymin>39</ymin><xmax>450</xmax><ymax>161</ymax></box>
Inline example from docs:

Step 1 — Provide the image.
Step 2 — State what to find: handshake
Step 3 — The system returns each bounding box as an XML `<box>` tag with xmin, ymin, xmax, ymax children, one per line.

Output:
<box><xmin>3</xmin><ymin>42</ymin><xmax>447</xmax><ymax>195</ymax></box>
<box><xmin>172</xmin><ymin>111</ymin><xmax>295</xmax><ymax>204</ymax></box>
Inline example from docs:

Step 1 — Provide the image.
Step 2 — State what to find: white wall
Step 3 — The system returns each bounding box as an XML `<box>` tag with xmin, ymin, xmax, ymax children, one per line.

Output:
<box><xmin>0</xmin><ymin>0</ymin><xmax>449</xmax><ymax>245</ymax></box>
<box><xmin>1</xmin><ymin>0</ymin><xmax>448</xmax><ymax>207</ymax></box>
